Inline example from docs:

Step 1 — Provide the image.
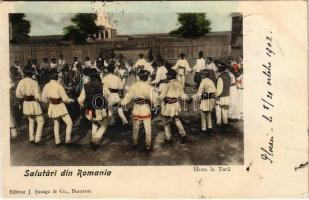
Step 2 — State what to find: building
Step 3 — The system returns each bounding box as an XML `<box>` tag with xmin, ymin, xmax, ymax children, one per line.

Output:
<box><xmin>93</xmin><ymin>12</ymin><xmax>117</xmax><ymax>40</ymax></box>
<box><xmin>230</xmin><ymin>12</ymin><xmax>243</xmax><ymax>59</ymax></box>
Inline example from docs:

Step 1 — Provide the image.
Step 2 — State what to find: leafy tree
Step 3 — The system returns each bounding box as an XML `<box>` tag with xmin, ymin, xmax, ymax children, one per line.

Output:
<box><xmin>169</xmin><ymin>13</ymin><xmax>211</xmax><ymax>38</ymax></box>
<box><xmin>63</xmin><ymin>13</ymin><xmax>99</xmax><ymax>44</ymax></box>
<box><xmin>9</xmin><ymin>14</ymin><xmax>31</xmax><ymax>44</ymax></box>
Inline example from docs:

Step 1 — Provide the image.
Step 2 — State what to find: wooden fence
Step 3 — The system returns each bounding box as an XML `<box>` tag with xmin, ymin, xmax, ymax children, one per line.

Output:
<box><xmin>10</xmin><ymin>33</ymin><xmax>234</xmax><ymax>66</ymax></box>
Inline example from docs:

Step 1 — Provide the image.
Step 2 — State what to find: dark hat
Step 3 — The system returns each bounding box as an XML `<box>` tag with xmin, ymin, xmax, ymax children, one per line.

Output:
<box><xmin>180</xmin><ymin>52</ymin><xmax>186</xmax><ymax>57</ymax></box>
<box><xmin>137</xmin><ymin>69</ymin><xmax>150</xmax><ymax>81</ymax></box>
<box><xmin>49</xmin><ymin>69</ymin><xmax>59</xmax><ymax>80</ymax></box>
<box><xmin>82</xmin><ymin>67</ymin><xmax>92</xmax><ymax>76</ymax></box>
<box><xmin>167</xmin><ymin>69</ymin><xmax>177</xmax><ymax>80</ymax></box>
<box><xmin>138</xmin><ymin>53</ymin><xmax>144</xmax><ymax>57</ymax></box>
<box><xmin>200</xmin><ymin>69</ymin><xmax>209</xmax><ymax>76</ymax></box>
<box><xmin>107</xmin><ymin>63</ymin><xmax>116</xmax><ymax>73</ymax></box>
<box><xmin>89</xmin><ymin>69</ymin><xmax>101</xmax><ymax>81</ymax></box>
<box><xmin>217</xmin><ymin>61</ymin><xmax>227</xmax><ymax>71</ymax></box>
<box><xmin>23</xmin><ymin>65</ymin><xmax>34</xmax><ymax>76</ymax></box>
<box><xmin>200</xmin><ymin>69</ymin><xmax>210</xmax><ymax>79</ymax></box>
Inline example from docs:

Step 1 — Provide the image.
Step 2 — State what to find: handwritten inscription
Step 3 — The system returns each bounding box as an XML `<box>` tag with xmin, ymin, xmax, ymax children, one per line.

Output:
<box><xmin>260</xmin><ymin>32</ymin><xmax>275</xmax><ymax>164</ymax></box>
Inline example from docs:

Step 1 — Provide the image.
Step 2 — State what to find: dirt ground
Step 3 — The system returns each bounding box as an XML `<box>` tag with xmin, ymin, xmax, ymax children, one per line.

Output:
<box><xmin>10</xmin><ymin>80</ymin><xmax>244</xmax><ymax>166</ymax></box>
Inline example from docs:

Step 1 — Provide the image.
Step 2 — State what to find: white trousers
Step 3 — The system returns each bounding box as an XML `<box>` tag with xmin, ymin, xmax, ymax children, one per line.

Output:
<box><xmin>53</xmin><ymin>114</ymin><xmax>73</xmax><ymax>144</ymax></box>
<box><xmin>91</xmin><ymin>118</ymin><xmax>108</xmax><ymax>144</ymax></box>
<box><xmin>216</xmin><ymin>105</ymin><xmax>229</xmax><ymax>125</ymax></box>
<box><xmin>238</xmin><ymin>89</ymin><xmax>244</xmax><ymax>120</ymax></box>
<box><xmin>118</xmin><ymin>107</ymin><xmax>128</xmax><ymax>124</ymax></box>
<box><xmin>228</xmin><ymin>86</ymin><xmax>239</xmax><ymax>119</ymax></box>
<box><xmin>28</xmin><ymin>115</ymin><xmax>44</xmax><ymax>142</ymax></box>
<box><xmin>164</xmin><ymin>117</ymin><xmax>186</xmax><ymax>140</ymax></box>
<box><xmin>201</xmin><ymin>111</ymin><xmax>212</xmax><ymax>130</ymax></box>
<box><xmin>132</xmin><ymin>118</ymin><xmax>151</xmax><ymax>148</ymax></box>
<box><xmin>177</xmin><ymin>75</ymin><xmax>185</xmax><ymax>87</ymax></box>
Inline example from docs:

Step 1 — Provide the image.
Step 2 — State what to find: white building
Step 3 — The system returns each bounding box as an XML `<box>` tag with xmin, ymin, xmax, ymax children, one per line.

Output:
<box><xmin>94</xmin><ymin>12</ymin><xmax>117</xmax><ymax>40</ymax></box>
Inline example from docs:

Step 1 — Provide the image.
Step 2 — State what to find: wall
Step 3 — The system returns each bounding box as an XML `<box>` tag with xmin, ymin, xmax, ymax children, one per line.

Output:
<box><xmin>10</xmin><ymin>33</ymin><xmax>233</xmax><ymax>66</ymax></box>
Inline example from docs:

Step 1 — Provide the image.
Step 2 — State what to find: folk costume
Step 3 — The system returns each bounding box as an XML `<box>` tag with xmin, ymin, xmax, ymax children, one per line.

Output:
<box><xmin>159</xmin><ymin>70</ymin><xmax>189</xmax><ymax>143</ymax></box>
<box><xmin>193</xmin><ymin>52</ymin><xmax>206</xmax><ymax>87</ymax></box>
<box><xmin>102</xmin><ymin>64</ymin><xmax>128</xmax><ymax>125</ymax></box>
<box><xmin>121</xmin><ymin>70</ymin><xmax>159</xmax><ymax>152</ymax></box>
<box><xmin>236</xmin><ymin>72</ymin><xmax>244</xmax><ymax>121</ymax></box>
<box><xmin>42</xmin><ymin>70</ymin><xmax>74</xmax><ymax>146</ymax></box>
<box><xmin>172</xmin><ymin>53</ymin><xmax>192</xmax><ymax>88</ymax></box>
<box><xmin>15</xmin><ymin>66</ymin><xmax>44</xmax><ymax>143</ymax></box>
<box><xmin>215</xmin><ymin>63</ymin><xmax>231</xmax><ymax>127</ymax></box>
<box><xmin>192</xmin><ymin>69</ymin><xmax>216</xmax><ymax>133</ymax></box>
<box><xmin>228</xmin><ymin>70</ymin><xmax>239</xmax><ymax>121</ymax></box>
<box><xmin>78</xmin><ymin>71</ymin><xmax>109</xmax><ymax>150</ymax></box>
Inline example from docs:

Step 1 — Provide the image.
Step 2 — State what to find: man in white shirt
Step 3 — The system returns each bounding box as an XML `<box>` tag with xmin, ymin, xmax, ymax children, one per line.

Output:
<box><xmin>172</xmin><ymin>52</ymin><xmax>191</xmax><ymax>88</ymax></box>
<box><xmin>16</xmin><ymin>65</ymin><xmax>45</xmax><ymax>144</ymax></box>
<box><xmin>159</xmin><ymin>69</ymin><xmax>190</xmax><ymax>144</ymax></box>
<box><xmin>133</xmin><ymin>53</ymin><xmax>154</xmax><ymax>76</ymax></box>
<box><xmin>121</xmin><ymin>70</ymin><xmax>159</xmax><ymax>153</ymax></box>
<box><xmin>151</xmin><ymin>58</ymin><xmax>168</xmax><ymax>91</ymax></box>
<box><xmin>42</xmin><ymin>69</ymin><xmax>74</xmax><ymax>146</ymax></box>
<box><xmin>102</xmin><ymin>63</ymin><xmax>128</xmax><ymax>125</ymax></box>
<box><xmin>193</xmin><ymin>51</ymin><xmax>206</xmax><ymax>88</ymax></box>
<box><xmin>50</xmin><ymin>58</ymin><xmax>58</xmax><ymax>70</ymax></box>
<box><xmin>58</xmin><ymin>54</ymin><xmax>67</xmax><ymax>72</ymax></box>
<box><xmin>215</xmin><ymin>62</ymin><xmax>231</xmax><ymax>128</ymax></box>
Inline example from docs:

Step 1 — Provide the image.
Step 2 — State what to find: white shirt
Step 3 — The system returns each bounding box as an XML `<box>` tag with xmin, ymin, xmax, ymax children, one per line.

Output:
<box><xmin>102</xmin><ymin>73</ymin><xmax>124</xmax><ymax>90</ymax></box>
<box><xmin>102</xmin><ymin>73</ymin><xmax>124</xmax><ymax>104</ymax></box>
<box><xmin>16</xmin><ymin>77</ymin><xmax>41</xmax><ymax>101</ymax></box>
<box><xmin>133</xmin><ymin>58</ymin><xmax>154</xmax><ymax>74</ymax></box>
<box><xmin>206</xmin><ymin>62</ymin><xmax>217</xmax><ymax>71</ymax></box>
<box><xmin>58</xmin><ymin>59</ymin><xmax>66</xmax><ymax>66</ymax></box>
<box><xmin>151</xmin><ymin>66</ymin><xmax>168</xmax><ymax>84</ymax></box>
<box><xmin>121</xmin><ymin>81</ymin><xmax>159</xmax><ymax>116</ymax></box>
<box><xmin>50</xmin><ymin>62</ymin><xmax>58</xmax><ymax>70</ymax></box>
<box><xmin>84</xmin><ymin>61</ymin><xmax>92</xmax><ymax>68</ymax></box>
<box><xmin>193</xmin><ymin>58</ymin><xmax>206</xmax><ymax>72</ymax></box>
<box><xmin>133</xmin><ymin>58</ymin><xmax>148</xmax><ymax>68</ymax></box>
<box><xmin>172</xmin><ymin>59</ymin><xmax>191</xmax><ymax>75</ymax></box>
<box><xmin>42</xmin><ymin>80</ymin><xmax>71</xmax><ymax>103</ymax></box>
<box><xmin>236</xmin><ymin>74</ymin><xmax>243</xmax><ymax>89</ymax></box>
<box><xmin>14</xmin><ymin>65</ymin><xmax>24</xmax><ymax>77</ymax></box>
<box><xmin>159</xmin><ymin>80</ymin><xmax>188</xmax><ymax>100</ymax></box>
<box><xmin>193</xmin><ymin>78</ymin><xmax>216</xmax><ymax>100</ymax></box>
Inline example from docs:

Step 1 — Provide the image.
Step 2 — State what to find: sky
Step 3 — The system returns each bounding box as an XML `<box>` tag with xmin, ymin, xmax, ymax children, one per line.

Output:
<box><xmin>16</xmin><ymin>1</ymin><xmax>239</xmax><ymax>36</ymax></box>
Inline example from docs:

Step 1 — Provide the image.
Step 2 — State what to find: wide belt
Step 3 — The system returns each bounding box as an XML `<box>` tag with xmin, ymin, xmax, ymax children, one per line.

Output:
<box><xmin>201</xmin><ymin>92</ymin><xmax>215</xmax><ymax>100</ymax></box>
<box><xmin>134</xmin><ymin>98</ymin><xmax>149</xmax><ymax>105</ymax></box>
<box><xmin>164</xmin><ymin>97</ymin><xmax>178</xmax><ymax>104</ymax></box>
<box><xmin>159</xmin><ymin>79</ymin><xmax>168</xmax><ymax>84</ymax></box>
<box><xmin>24</xmin><ymin>95</ymin><xmax>35</xmax><ymax>101</ymax></box>
<box><xmin>109</xmin><ymin>88</ymin><xmax>120</xmax><ymax>93</ymax></box>
<box><xmin>50</xmin><ymin>98</ymin><xmax>62</xmax><ymax>105</ymax></box>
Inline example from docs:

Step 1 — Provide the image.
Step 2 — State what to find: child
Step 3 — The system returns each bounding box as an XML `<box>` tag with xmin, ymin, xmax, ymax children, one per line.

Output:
<box><xmin>192</xmin><ymin>69</ymin><xmax>216</xmax><ymax>134</ymax></box>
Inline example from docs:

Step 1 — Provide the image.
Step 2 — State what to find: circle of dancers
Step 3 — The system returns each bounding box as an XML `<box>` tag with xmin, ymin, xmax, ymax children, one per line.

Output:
<box><xmin>10</xmin><ymin>51</ymin><xmax>243</xmax><ymax>153</ymax></box>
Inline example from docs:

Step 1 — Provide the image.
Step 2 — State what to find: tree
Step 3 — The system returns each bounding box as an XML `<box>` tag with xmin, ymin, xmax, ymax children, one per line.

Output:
<box><xmin>9</xmin><ymin>14</ymin><xmax>31</xmax><ymax>44</ymax></box>
<box><xmin>169</xmin><ymin>13</ymin><xmax>211</xmax><ymax>38</ymax></box>
<box><xmin>63</xmin><ymin>13</ymin><xmax>99</xmax><ymax>44</ymax></box>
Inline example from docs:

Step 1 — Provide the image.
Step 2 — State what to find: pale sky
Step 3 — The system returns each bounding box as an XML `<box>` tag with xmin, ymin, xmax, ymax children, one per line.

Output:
<box><xmin>15</xmin><ymin>1</ymin><xmax>239</xmax><ymax>36</ymax></box>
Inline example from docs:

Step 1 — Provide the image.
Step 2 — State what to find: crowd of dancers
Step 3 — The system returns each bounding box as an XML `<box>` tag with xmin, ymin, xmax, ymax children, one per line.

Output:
<box><xmin>10</xmin><ymin>51</ymin><xmax>243</xmax><ymax>152</ymax></box>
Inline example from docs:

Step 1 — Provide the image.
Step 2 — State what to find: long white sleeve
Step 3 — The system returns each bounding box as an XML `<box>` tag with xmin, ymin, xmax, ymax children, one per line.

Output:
<box><xmin>216</xmin><ymin>77</ymin><xmax>224</xmax><ymax>96</ymax></box>
<box><xmin>15</xmin><ymin>82</ymin><xmax>23</xmax><ymax>99</ymax></box>
<box><xmin>77</xmin><ymin>88</ymin><xmax>86</xmax><ymax>105</ymax></box>
<box><xmin>41</xmin><ymin>86</ymin><xmax>48</xmax><ymax>103</ymax></box>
